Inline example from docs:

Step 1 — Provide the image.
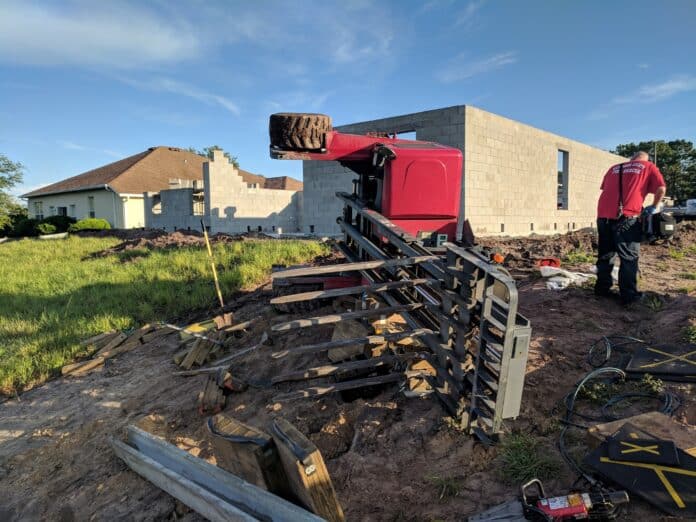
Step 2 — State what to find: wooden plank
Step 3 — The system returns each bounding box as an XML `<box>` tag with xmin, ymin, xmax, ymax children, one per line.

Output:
<box><xmin>162</xmin><ymin>322</ymin><xmax>226</xmax><ymax>346</ymax></box>
<box><xmin>209</xmin><ymin>414</ymin><xmax>290</xmax><ymax>496</ymax></box>
<box><xmin>180</xmin><ymin>338</ymin><xmax>205</xmax><ymax>370</ymax></box>
<box><xmin>126</xmin><ymin>425</ymin><xmax>324</xmax><ymax>521</ymax></box>
<box><xmin>271</xmin><ymin>355</ymin><xmax>398</xmax><ymax>384</ymax></box>
<box><xmin>588</xmin><ymin>411</ymin><xmax>696</xmax><ymax>457</ymax></box>
<box><xmin>94</xmin><ymin>332</ymin><xmax>128</xmax><ymax>357</ymax></box>
<box><xmin>270</xmin><ymin>255</ymin><xmax>438</xmax><ymax>280</ymax></box>
<box><xmin>273</xmin><ymin>373</ymin><xmax>403</xmax><ymax>402</ymax></box>
<box><xmin>79</xmin><ymin>330</ymin><xmax>117</xmax><ymax>348</ymax></box>
<box><xmin>141</xmin><ymin>327</ymin><xmax>176</xmax><ymax>344</ymax></box>
<box><xmin>110</xmin><ymin>438</ymin><xmax>258</xmax><ymax>522</ymax></box>
<box><xmin>221</xmin><ymin>319</ymin><xmax>259</xmax><ymax>333</ymax></box>
<box><xmin>270</xmin><ymin>278</ymin><xmax>435</xmax><ymax>305</ymax></box>
<box><xmin>271</xmin><ymin>303</ymin><xmax>425</xmax><ymax>333</ymax></box>
<box><xmin>271</xmin><ymin>418</ymin><xmax>344</xmax><ymax>522</ymax></box>
<box><xmin>271</xmin><ymin>328</ymin><xmax>432</xmax><ymax>359</ymax></box>
<box><xmin>328</xmin><ymin>320</ymin><xmax>369</xmax><ymax>362</ymax></box>
<box><xmin>61</xmin><ymin>356</ymin><xmax>106</xmax><ymax>376</ymax></box>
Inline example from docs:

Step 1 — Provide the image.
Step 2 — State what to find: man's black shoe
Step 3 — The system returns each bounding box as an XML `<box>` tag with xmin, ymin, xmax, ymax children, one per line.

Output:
<box><xmin>622</xmin><ymin>292</ymin><xmax>645</xmax><ymax>307</ymax></box>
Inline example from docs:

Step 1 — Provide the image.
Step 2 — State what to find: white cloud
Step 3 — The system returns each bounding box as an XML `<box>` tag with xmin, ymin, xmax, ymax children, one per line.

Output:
<box><xmin>266</xmin><ymin>91</ymin><xmax>332</xmax><ymax>113</ymax></box>
<box><xmin>0</xmin><ymin>2</ymin><xmax>201</xmax><ymax>69</ymax></box>
<box><xmin>456</xmin><ymin>0</ymin><xmax>486</xmax><ymax>28</ymax></box>
<box><xmin>437</xmin><ymin>51</ymin><xmax>518</xmax><ymax>83</ymax></box>
<box><xmin>57</xmin><ymin>140</ymin><xmax>121</xmax><ymax>158</ymax></box>
<box><xmin>637</xmin><ymin>63</ymin><xmax>650</xmax><ymax>69</ymax></box>
<box><xmin>119</xmin><ymin>77</ymin><xmax>240</xmax><ymax>116</ymax></box>
<box><xmin>613</xmin><ymin>75</ymin><xmax>696</xmax><ymax>104</ymax></box>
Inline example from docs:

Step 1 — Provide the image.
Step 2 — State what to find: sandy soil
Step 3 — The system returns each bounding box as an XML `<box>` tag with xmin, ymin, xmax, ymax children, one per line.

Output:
<box><xmin>1</xmin><ymin>227</ymin><xmax>695</xmax><ymax>521</ymax></box>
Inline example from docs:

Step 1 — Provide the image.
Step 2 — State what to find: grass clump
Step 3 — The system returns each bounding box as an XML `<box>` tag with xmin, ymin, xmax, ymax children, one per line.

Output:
<box><xmin>498</xmin><ymin>433</ymin><xmax>561</xmax><ymax>483</ymax></box>
<box><xmin>680</xmin><ymin>272</ymin><xmax>696</xmax><ymax>280</ymax></box>
<box><xmin>683</xmin><ymin>324</ymin><xmax>696</xmax><ymax>344</ymax></box>
<box><xmin>0</xmin><ymin>236</ymin><xmax>329</xmax><ymax>394</ymax></box>
<box><xmin>563</xmin><ymin>249</ymin><xmax>594</xmax><ymax>264</ymax></box>
<box><xmin>669</xmin><ymin>247</ymin><xmax>686</xmax><ymax>260</ymax></box>
<box><xmin>426</xmin><ymin>475</ymin><xmax>462</xmax><ymax>502</ymax></box>
<box><xmin>68</xmin><ymin>218</ymin><xmax>111</xmax><ymax>231</ymax></box>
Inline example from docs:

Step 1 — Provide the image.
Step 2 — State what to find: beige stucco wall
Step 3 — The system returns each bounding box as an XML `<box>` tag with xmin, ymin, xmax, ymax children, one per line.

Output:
<box><xmin>121</xmin><ymin>195</ymin><xmax>145</xmax><ymax>228</ymax></box>
<box><xmin>26</xmin><ymin>189</ymin><xmax>122</xmax><ymax>227</ymax></box>
<box><xmin>464</xmin><ymin>106</ymin><xmax>626</xmax><ymax>236</ymax></box>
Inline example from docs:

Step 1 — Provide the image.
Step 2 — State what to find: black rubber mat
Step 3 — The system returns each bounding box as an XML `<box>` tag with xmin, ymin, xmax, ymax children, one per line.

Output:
<box><xmin>607</xmin><ymin>437</ymin><xmax>680</xmax><ymax>466</ymax></box>
<box><xmin>585</xmin><ymin>423</ymin><xmax>696</xmax><ymax>516</ymax></box>
<box><xmin>625</xmin><ymin>343</ymin><xmax>696</xmax><ymax>378</ymax></box>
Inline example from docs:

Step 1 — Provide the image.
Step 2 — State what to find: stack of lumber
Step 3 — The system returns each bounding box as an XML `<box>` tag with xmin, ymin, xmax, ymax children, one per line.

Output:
<box><xmin>61</xmin><ymin>324</ymin><xmax>172</xmax><ymax>376</ymax></box>
<box><xmin>172</xmin><ymin>318</ymin><xmax>256</xmax><ymax>371</ymax></box>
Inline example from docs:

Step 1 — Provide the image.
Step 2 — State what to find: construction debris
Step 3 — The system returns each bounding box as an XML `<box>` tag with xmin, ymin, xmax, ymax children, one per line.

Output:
<box><xmin>61</xmin><ymin>324</ymin><xmax>159</xmax><ymax>376</ymax></box>
<box><xmin>111</xmin><ymin>425</ymin><xmax>323</xmax><ymax>522</ymax></box>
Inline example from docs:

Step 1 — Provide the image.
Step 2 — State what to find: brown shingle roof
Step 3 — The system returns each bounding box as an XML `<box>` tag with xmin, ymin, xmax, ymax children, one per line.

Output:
<box><xmin>23</xmin><ymin>147</ymin><xmax>303</xmax><ymax>197</ymax></box>
<box><xmin>264</xmin><ymin>176</ymin><xmax>303</xmax><ymax>190</ymax></box>
<box><xmin>23</xmin><ymin>147</ymin><xmax>206</xmax><ymax>198</ymax></box>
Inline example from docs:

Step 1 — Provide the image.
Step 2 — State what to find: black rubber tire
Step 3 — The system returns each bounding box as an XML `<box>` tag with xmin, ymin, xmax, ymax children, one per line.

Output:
<box><xmin>269</xmin><ymin>113</ymin><xmax>332</xmax><ymax>151</ymax></box>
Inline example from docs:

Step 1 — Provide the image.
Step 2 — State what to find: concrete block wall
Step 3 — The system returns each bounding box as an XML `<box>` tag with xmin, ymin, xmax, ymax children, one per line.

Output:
<box><xmin>463</xmin><ymin>106</ymin><xmax>625</xmax><ymax>236</ymax></box>
<box><xmin>205</xmin><ymin>150</ymin><xmax>301</xmax><ymax>234</ymax></box>
<box><xmin>145</xmin><ymin>188</ymin><xmax>203</xmax><ymax>231</ymax></box>
<box><xmin>303</xmin><ymin>106</ymin><xmax>466</xmax><ymax>236</ymax></box>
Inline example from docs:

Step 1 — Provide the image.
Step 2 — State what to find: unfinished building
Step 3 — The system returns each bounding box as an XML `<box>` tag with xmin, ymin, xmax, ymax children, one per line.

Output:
<box><xmin>303</xmin><ymin>105</ymin><xmax>625</xmax><ymax>238</ymax></box>
<box><xmin>145</xmin><ymin>149</ymin><xmax>303</xmax><ymax>234</ymax></box>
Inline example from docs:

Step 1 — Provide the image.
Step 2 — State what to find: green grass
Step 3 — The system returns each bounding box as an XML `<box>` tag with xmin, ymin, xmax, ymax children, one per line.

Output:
<box><xmin>669</xmin><ymin>247</ymin><xmax>686</xmax><ymax>260</ymax></box>
<box><xmin>426</xmin><ymin>475</ymin><xmax>462</xmax><ymax>502</ymax></box>
<box><xmin>683</xmin><ymin>324</ymin><xmax>696</xmax><ymax>344</ymax></box>
<box><xmin>563</xmin><ymin>249</ymin><xmax>594</xmax><ymax>264</ymax></box>
<box><xmin>497</xmin><ymin>433</ymin><xmax>561</xmax><ymax>483</ymax></box>
<box><xmin>680</xmin><ymin>272</ymin><xmax>696</xmax><ymax>280</ymax></box>
<box><xmin>0</xmin><ymin>236</ymin><xmax>329</xmax><ymax>394</ymax></box>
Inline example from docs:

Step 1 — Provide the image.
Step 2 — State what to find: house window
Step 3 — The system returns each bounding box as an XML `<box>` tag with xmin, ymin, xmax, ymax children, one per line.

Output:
<box><xmin>192</xmin><ymin>194</ymin><xmax>204</xmax><ymax>216</ymax></box>
<box><xmin>69</xmin><ymin>204</ymin><xmax>76</xmax><ymax>217</ymax></box>
<box><xmin>34</xmin><ymin>201</ymin><xmax>44</xmax><ymax>220</ymax></box>
<box><xmin>49</xmin><ymin>206</ymin><xmax>56</xmax><ymax>216</ymax></box>
<box><xmin>88</xmin><ymin>196</ymin><xmax>96</xmax><ymax>218</ymax></box>
<box><xmin>557</xmin><ymin>150</ymin><xmax>569</xmax><ymax>210</ymax></box>
<box><xmin>57</xmin><ymin>206</ymin><xmax>68</xmax><ymax>217</ymax></box>
<box><xmin>150</xmin><ymin>194</ymin><xmax>161</xmax><ymax>215</ymax></box>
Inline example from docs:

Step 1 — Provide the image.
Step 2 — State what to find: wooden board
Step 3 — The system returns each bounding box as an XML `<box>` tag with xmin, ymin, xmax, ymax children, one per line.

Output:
<box><xmin>273</xmin><ymin>373</ymin><xmax>403</xmax><ymax>402</ymax></box>
<box><xmin>270</xmin><ymin>255</ymin><xmax>437</xmax><ymax>279</ymax></box>
<box><xmin>587</xmin><ymin>412</ymin><xmax>696</xmax><ymax>457</ymax></box>
<box><xmin>271</xmin><ymin>417</ymin><xmax>344</xmax><ymax>522</ymax></box>
<box><xmin>208</xmin><ymin>414</ymin><xmax>290</xmax><ymax>497</ymax></box>
<box><xmin>270</xmin><ymin>278</ymin><xmax>435</xmax><ymax>305</ymax></box>
<box><xmin>94</xmin><ymin>332</ymin><xmax>128</xmax><ymax>357</ymax></box>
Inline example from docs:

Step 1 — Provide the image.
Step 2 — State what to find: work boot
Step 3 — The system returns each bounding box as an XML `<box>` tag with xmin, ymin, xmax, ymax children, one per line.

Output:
<box><xmin>622</xmin><ymin>292</ymin><xmax>645</xmax><ymax>307</ymax></box>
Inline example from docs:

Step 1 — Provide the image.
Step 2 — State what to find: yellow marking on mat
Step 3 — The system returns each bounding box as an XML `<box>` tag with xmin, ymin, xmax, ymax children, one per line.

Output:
<box><xmin>639</xmin><ymin>347</ymin><xmax>696</xmax><ymax>369</ymax></box>
<box><xmin>620</xmin><ymin>441</ymin><xmax>660</xmax><ymax>455</ymax></box>
<box><xmin>687</xmin><ymin>447</ymin><xmax>696</xmax><ymax>458</ymax></box>
<box><xmin>630</xmin><ymin>432</ymin><xmax>639</xmax><ymax>439</ymax></box>
<box><xmin>599</xmin><ymin>456</ymin><xmax>696</xmax><ymax>509</ymax></box>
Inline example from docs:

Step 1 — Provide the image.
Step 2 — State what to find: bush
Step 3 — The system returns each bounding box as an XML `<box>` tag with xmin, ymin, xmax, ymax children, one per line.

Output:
<box><xmin>9</xmin><ymin>217</ymin><xmax>39</xmax><ymax>237</ymax></box>
<box><xmin>36</xmin><ymin>222</ymin><xmax>57</xmax><ymax>235</ymax></box>
<box><xmin>68</xmin><ymin>218</ymin><xmax>112</xmax><ymax>232</ymax></box>
<box><xmin>41</xmin><ymin>215</ymin><xmax>76</xmax><ymax>233</ymax></box>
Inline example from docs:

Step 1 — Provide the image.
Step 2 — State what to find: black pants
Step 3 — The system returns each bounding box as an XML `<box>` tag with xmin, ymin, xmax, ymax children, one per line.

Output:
<box><xmin>595</xmin><ymin>217</ymin><xmax>642</xmax><ymax>303</ymax></box>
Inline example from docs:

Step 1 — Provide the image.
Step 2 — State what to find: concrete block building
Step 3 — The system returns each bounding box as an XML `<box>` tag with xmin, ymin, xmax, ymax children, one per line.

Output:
<box><xmin>145</xmin><ymin>149</ymin><xmax>302</xmax><ymax>234</ymax></box>
<box><xmin>303</xmin><ymin>105</ymin><xmax>625</xmax><ymax>237</ymax></box>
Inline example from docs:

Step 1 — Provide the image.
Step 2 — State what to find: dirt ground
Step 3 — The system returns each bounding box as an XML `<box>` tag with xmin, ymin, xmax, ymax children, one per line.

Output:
<box><xmin>1</xmin><ymin>226</ymin><xmax>695</xmax><ymax>521</ymax></box>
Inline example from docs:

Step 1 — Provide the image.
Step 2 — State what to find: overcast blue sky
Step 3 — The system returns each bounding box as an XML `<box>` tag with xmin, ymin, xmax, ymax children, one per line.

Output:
<box><xmin>2</xmin><ymin>0</ymin><xmax>695</xmax><ymax>197</ymax></box>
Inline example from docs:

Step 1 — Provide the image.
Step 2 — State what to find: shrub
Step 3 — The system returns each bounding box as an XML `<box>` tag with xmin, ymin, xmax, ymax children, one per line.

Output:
<box><xmin>68</xmin><ymin>218</ymin><xmax>112</xmax><ymax>232</ymax></box>
<box><xmin>9</xmin><ymin>217</ymin><xmax>39</xmax><ymax>237</ymax></box>
<box><xmin>41</xmin><ymin>215</ymin><xmax>76</xmax><ymax>233</ymax></box>
<box><xmin>36</xmin><ymin>222</ymin><xmax>57</xmax><ymax>235</ymax></box>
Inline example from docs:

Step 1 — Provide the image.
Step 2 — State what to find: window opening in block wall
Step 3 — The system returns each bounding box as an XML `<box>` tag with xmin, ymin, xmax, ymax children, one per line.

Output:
<box><xmin>310</xmin><ymin>225</ymin><xmax>315</xmax><ymax>233</ymax></box>
<box><xmin>500</xmin><ymin>223</ymin><xmax>505</xmax><ymax>233</ymax></box>
<box><xmin>530</xmin><ymin>223</ymin><xmax>534</xmax><ymax>231</ymax></box>
<box><xmin>554</xmin><ymin>222</ymin><xmax>557</xmax><ymax>230</ymax></box>
<box><xmin>398</xmin><ymin>131</ymin><xmax>417</xmax><ymax>141</ymax></box>
<box><xmin>557</xmin><ymin>149</ymin><xmax>569</xmax><ymax>210</ymax></box>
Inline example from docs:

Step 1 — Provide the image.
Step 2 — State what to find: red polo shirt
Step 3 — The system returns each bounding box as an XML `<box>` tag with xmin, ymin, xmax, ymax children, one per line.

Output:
<box><xmin>597</xmin><ymin>160</ymin><xmax>665</xmax><ymax>218</ymax></box>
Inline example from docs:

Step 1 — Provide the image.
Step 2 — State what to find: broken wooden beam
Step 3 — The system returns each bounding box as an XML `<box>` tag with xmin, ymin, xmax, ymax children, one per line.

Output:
<box><xmin>123</xmin><ymin>425</ymin><xmax>323</xmax><ymax>521</ymax></box>
<box><xmin>271</xmin><ymin>328</ymin><xmax>433</xmax><ymax>358</ymax></box>
<box><xmin>270</xmin><ymin>255</ymin><xmax>438</xmax><ymax>279</ymax></box>
<box><xmin>270</xmin><ymin>303</ymin><xmax>426</xmax><ymax>333</ymax></box>
<box><xmin>221</xmin><ymin>318</ymin><xmax>258</xmax><ymax>334</ymax></box>
<box><xmin>271</xmin><ymin>355</ymin><xmax>398</xmax><ymax>384</ymax></box>
<box><xmin>272</xmin><ymin>372</ymin><xmax>404</xmax><ymax>402</ymax></box>
<box><xmin>269</xmin><ymin>278</ymin><xmax>436</xmax><ymax>305</ymax></box>
<box><xmin>161</xmin><ymin>322</ymin><xmax>225</xmax><ymax>346</ymax></box>
<box><xmin>79</xmin><ymin>330</ymin><xmax>117</xmax><ymax>348</ymax></box>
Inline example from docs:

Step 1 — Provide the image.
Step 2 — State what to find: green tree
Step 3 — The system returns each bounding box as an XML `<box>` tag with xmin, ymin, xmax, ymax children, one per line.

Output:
<box><xmin>0</xmin><ymin>154</ymin><xmax>25</xmax><ymax>231</ymax></box>
<box><xmin>612</xmin><ymin>140</ymin><xmax>696</xmax><ymax>203</ymax></box>
<box><xmin>186</xmin><ymin>146</ymin><xmax>240</xmax><ymax>168</ymax></box>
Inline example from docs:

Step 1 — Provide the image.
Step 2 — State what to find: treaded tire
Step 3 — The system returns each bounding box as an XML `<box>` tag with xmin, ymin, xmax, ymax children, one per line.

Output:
<box><xmin>269</xmin><ymin>113</ymin><xmax>332</xmax><ymax>151</ymax></box>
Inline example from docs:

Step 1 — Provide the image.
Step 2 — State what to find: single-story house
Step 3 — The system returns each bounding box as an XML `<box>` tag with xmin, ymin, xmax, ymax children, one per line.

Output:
<box><xmin>21</xmin><ymin>146</ymin><xmax>288</xmax><ymax>229</ymax></box>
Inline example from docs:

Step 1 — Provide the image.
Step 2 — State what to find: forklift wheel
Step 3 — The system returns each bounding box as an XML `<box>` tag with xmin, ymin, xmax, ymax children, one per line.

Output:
<box><xmin>269</xmin><ymin>113</ymin><xmax>332</xmax><ymax>150</ymax></box>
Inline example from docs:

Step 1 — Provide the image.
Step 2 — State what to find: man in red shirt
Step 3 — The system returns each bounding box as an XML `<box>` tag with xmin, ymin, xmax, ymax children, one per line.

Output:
<box><xmin>595</xmin><ymin>151</ymin><xmax>666</xmax><ymax>304</ymax></box>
